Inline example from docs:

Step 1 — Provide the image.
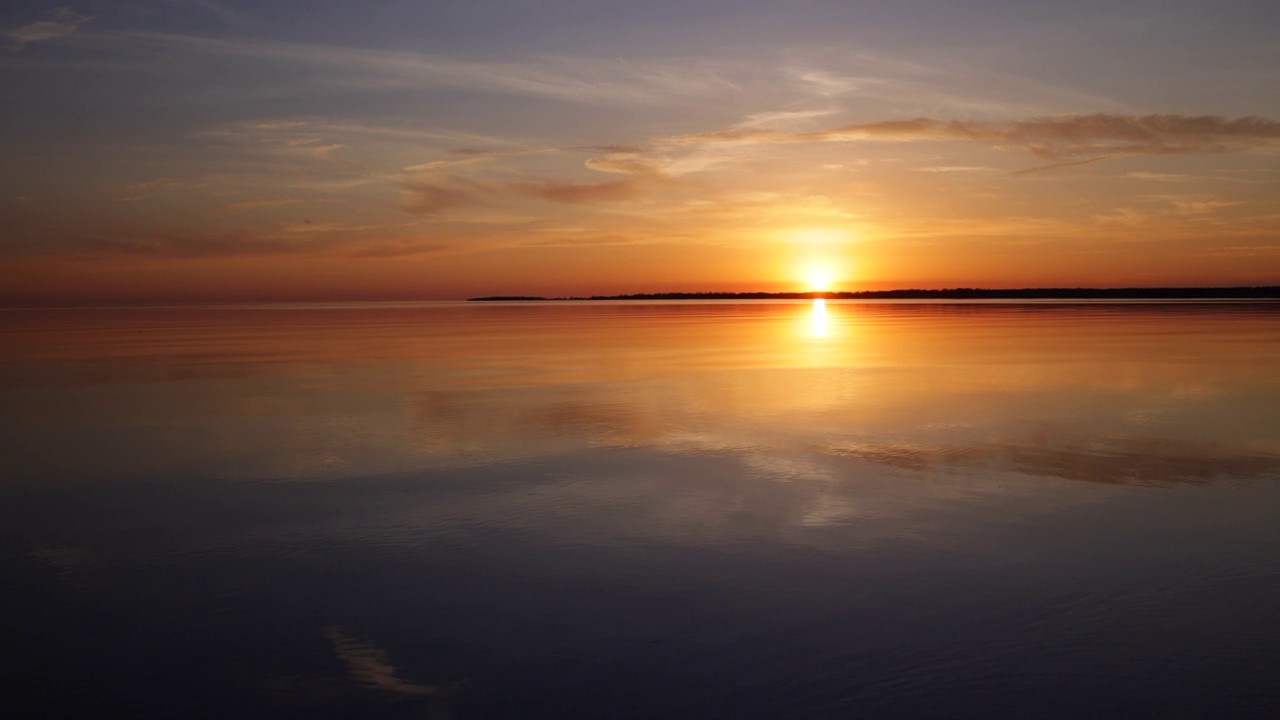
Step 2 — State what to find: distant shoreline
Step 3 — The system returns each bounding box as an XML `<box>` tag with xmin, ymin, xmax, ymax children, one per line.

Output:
<box><xmin>469</xmin><ymin>286</ymin><xmax>1280</xmax><ymax>302</ymax></box>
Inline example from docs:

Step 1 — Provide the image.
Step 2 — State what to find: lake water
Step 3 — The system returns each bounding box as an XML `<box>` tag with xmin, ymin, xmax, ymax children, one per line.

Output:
<box><xmin>2</xmin><ymin>300</ymin><xmax>1279</xmax><ymax>718</ymax></box>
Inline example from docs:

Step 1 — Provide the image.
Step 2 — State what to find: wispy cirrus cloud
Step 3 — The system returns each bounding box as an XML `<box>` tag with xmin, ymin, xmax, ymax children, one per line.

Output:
<box><xmin>1092</xmin><ymin>195</ymin><xmax>1252</xmax><ymax>228</ymax></box>
<box><xmin>213</xmin><ymin>197</ymin><xmax>302</xmax><ymax>215</ymax></box>
<box><xmin>16</xmin><ymin>226</ymin><xmax>453</xmax><ymax>260</ymax></box>
<box><xmin>1126</xmin><ymin>171</ymin><xmax>1191</xmax><ymax>182</ymax></box>
<box><xmin>155</xmin><ymin>0</ymin><xmax>253</xmax><ymax>28</ymax></box>
<box><xmin>398</xmin><ymin>176</ymin><xmax>490</xmax><ymax>216</ymax></box>
<box><xmin>11</xmin><ymin>7</ymin><xmax>92</xmax><ymax>44</ymax></box>
<box><xmin>513</xmin><ymin>148</ymin><xmax>681</xmax><ymax>205</ymax></box>
<box><xmin>101</xmin><ymin>30</ymin><xmax>741</xmax><ymax>106</ymax></box>
<box><xmin>402</xmin><ymin>170</ymin><xmax>652</xmax><ymax>212</ymax></box>
<box><xmin>1171</xmin><ymin>199</ymin><xmax>1244</xmax><ymax>215</ymax></box>
<box><xmin>733</xmin><ymin>109</ymin><xmax>840</xmax><ymax>130</ymax></box>
<box><xmin>400</xmin><ymin>148</ymin><xmax>680</xmax><ymax>212</ymax></box>
<box><xmin>513</xmin><ymin>178</ymin><xmax>645</xmax><ymax>204</ymax></box>
<box><xmin>916</xmin><ymin>165</ymin><xmax>998</xmax><ymax>173</ymax></box>
<box><xmin>29</xmin><ymin>230</ymin><xmax>325</xmax><ymax>258</ymax></box>
<box><xmin>668</xmin><ymin>114</ymin><xmax>1280</xmax><ymax>171</ymax></box>
<box><xmin>512</xmin><ymin>150</ymin><xmax>676</xmax><ymax>204</ymax></box>
<box><xmin>567</xmin><ymin>144</ymin><xmax>649</xmax><ymax>154</ymax></box>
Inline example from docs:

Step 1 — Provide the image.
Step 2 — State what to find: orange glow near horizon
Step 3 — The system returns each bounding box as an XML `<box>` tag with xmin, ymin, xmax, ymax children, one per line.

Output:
<box><xmin>3</xmin><ymin>234</ymin><xmax>1277</xmax><ymax>304</ymax></box>
<box><xmin>3</xmin><ymin>138</ymin><xmax>1279</xmax><ymax>305</ymax></box>
<box><xmin>2</xmin><ymin>6</ymin><xmax>1279</xmax><ymax>306</ymax></box>
<box><xmin>3</xmin><ymin>128</ymin><xmax>1279</xmax><ymax>305</ymax></box>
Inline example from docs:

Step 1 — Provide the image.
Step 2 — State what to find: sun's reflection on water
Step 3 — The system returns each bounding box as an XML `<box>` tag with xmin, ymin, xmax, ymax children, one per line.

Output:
<box><xmin>810</xmin><ymin>298</ymin><xmax>829</xmax><ymax>338</ymax></box>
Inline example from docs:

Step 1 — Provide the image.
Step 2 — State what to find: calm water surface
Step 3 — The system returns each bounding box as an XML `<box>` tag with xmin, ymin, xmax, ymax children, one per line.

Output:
<box><xmin>2</xmin><ymin>300</ymin><xmax>1279</xmax><ymax>718</ymax></box>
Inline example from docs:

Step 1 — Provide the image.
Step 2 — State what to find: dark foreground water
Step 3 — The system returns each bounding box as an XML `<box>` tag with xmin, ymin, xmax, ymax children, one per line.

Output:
<box><xmin>2</xmin><ymin>300</ymin><xmax>1279</xmax><ymax>718</ymax></box>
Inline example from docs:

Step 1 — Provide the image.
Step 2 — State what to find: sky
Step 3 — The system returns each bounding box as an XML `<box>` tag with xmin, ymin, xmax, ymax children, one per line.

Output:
<box><xmin>2</xmin><ymin>0</ymin><xmax>1279</xmax><ymax>302</ymax></box>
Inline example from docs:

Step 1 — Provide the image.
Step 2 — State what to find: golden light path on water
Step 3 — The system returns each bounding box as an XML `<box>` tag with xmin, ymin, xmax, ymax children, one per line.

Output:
<box><xmin>810</xmin><ymin>298</ymin><xmax>829</xmax><ymax>338</ymax></box>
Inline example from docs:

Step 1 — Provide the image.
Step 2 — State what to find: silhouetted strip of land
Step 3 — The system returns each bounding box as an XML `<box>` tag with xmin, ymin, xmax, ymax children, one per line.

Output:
<box><xmin>470</xmin><ymin>287</ymin><xmax>1280</xmax><ymax>301</ymax></box>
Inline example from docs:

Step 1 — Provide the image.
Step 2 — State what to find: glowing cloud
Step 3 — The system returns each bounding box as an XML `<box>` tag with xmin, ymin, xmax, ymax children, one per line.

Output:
<box><xmin>11</xmin><ymin>8</ymin><xmax>92</xmax><ymax>44</ymax></box>
<box><xmin>670</xmin><ymin>114</ymin><xmax>1280</xmax><ymax>171</ymax></box>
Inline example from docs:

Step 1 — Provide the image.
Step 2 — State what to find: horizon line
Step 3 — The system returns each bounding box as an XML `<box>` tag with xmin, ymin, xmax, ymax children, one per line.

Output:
<box><xmin>469</xmin><ymin>285</ymin><xmax>1280</xmax><ymax>302</ymax></box>
<box><xmin>4</xmin><ymin>284</ymin><xmax>1280</xmax><ymax>309</ymax></box>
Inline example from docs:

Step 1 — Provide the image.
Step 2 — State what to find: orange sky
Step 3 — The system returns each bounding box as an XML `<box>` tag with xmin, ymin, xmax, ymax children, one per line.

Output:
<box><xmin>3</xmin><ymin>3</ymin><xmax>1280</xmax><ymax>303</ymax></box>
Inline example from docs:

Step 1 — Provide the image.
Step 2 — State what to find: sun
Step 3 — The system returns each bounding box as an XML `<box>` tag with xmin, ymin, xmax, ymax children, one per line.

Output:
<box><xmin>807</xmin><ymin>268</ymin><xmax>834</xmax><ymax>292</ymax></box>
<box><xmin>802</xmin><ymin>261</ymin><xmax>849</xmax><ymax>291</ymax></box>
<box><xmin>787</xmin><ymin>226</ymin><xmax>853</xmax><ymax>292</ymax></box>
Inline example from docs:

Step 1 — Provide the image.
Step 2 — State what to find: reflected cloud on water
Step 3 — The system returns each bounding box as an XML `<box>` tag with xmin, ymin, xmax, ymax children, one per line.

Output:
<box><xmin>827</xmin><ymin>431</ymin><xmax>1280</xmax><ymax>487</ymax></box>
<box><xmin>328</xmin><ymin>627</ymin><xmax>466</xmax><ymax>716</ymax></box>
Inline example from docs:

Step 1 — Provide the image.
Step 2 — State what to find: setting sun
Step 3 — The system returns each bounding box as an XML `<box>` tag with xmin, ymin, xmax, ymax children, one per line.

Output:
<box><xmin>788</xmin><ymin>226</ymin><xmax>852</xmax><ymax>293</ymax></box>
<box><xmin>801</xmin><ymin>258</ymin><xmax>851</xmax><ymax>292</ymax></box>
<box><xmin>807</xmin><ymin>269</ymin><xmax>834</xmax><ymax>292</ymax></box>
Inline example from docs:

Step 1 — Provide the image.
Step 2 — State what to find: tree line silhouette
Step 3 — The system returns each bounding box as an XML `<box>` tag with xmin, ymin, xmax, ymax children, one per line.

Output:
<box><xmin>470</xmin><ymin>286</ymin><xmax>1280</xmax><ymax>301</ymax></box>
